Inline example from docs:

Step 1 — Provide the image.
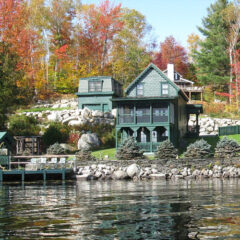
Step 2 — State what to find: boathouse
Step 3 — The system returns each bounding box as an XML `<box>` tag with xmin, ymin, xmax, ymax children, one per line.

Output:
<box><xmin>113</xmin><ymin>63</ymin><xmax>203</xmax><ymax>152</ymax></box>
<box><xmin>76</xmin><ymin>76</ymin><xmax>123</xmax><ymax>112</ymax></box>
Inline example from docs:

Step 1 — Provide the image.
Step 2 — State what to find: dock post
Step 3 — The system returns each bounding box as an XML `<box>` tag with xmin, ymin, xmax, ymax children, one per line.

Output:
<box><xmin>62</xmin><ymin>169</ymin><xmax>65</xmax><ymax>181</ymax></box>
<box><xmin>43</xmin><ymin>170</ymin><xmax>46</xmax><ymax>182</ymax></box>
<box><xmin>0</xmin><ymin>170</ymin><xmax>2</xmax><ymax>182</ymax></box>
<box><xmin>21</xmin><ymin>170</ymin><xmax>25</xmax><ymax>182</ymax></box>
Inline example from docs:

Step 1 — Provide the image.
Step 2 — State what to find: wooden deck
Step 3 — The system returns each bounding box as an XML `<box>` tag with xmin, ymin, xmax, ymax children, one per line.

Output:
<box><xmin>0</xmin><ymin>168</ymin><xmax>74</xmax><ymax>182</ymax></box>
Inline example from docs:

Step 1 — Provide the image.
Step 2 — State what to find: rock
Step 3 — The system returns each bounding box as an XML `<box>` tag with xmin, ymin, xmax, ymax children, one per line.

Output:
<box><xmin>47</xmin><ymin>112</ymin><xmax>60</xmax><ymax>121</ymax></box>
<box><xmin>60</xmin><ymin>143</ymin><xmax>77</xmax><ymax>153</ymax></box>
<box><xmin>87</xmin><ymin>175</ymin><xmax>98</xmax><ymax>180</ymax></box>
<box><xmin>76</xmin><ymin>174</ymin><xmax>89</xmax><ymax>181</ymax></box>
<box><xmin>92</xmin><ymin>110</ymin><xmax>103</xmax><ymax>117</ymax></box>
<box><xmin>95</xmin><ymin>171</ymin><xmax>102</xmax><ymax>178</ymax></box>
<box><xmin>77</xmin><ymin>133</ymin><xmax>100</xmax><ymax>150</ymax></box>
<box><xmin>62</xmin><ymin>116</ymin><xmax>78</xmax><ymax>124</ymax></box>
<box><xmin>82</xmin><ymin>108</ymin><xmax>91</xmax><ymax>119</ymax></box>
<box><xmin>68</xmin><ymin>120</ymin><xmax>82</xmax><ymax>126</ymax></box>
<box><xmin>126</xmin><ymin>164</ymin><xmax>141</xmax><ymax>178</ymax></box>
<box><xmin>150</xmin><ymin>173</ymin><xmax>166</xmax><ymax>179</ymax></box>
<box><xmin>112</xmin><ymin>170</ymin><xmax>128</xmax><ymax>180</ymax></box>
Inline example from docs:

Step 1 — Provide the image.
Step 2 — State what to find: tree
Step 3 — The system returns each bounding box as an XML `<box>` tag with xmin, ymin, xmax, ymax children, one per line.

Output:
<box><xmin>0</xmin><ymin>0</ymin><xmax>39</xmax><ymax>88</ymax></box>
<box><xmin>193</xmin><ymin>0</ymin><xmax>230</xmax><ymax>88</ymax></box>
<box><xmin>0</xmin><ymin>43</ymin><xmax>22</xmax><ymax>129</ymax></box>
<box><xmin>187</xmin><ymin>33</ymin><xmax>200</xmax><ymax>62</ymax></box>
<box><xmin>153</xmin><ymin>36</ymin><xmax>189</xmax><ymax>76</ymax></box>
<box><xmin>223</xmin><ymin>0</ymin><xmax>240</xmax><ymax>104</ymax></box>
<box><xmin>111</xmin><ymin>8</ymin><xmax>153</xmax><ymax>87</ymax></box>
<box><xmin>77</xmin><ymin>0</ymin><xmax>123</xmax><ymax>74</ymax></box>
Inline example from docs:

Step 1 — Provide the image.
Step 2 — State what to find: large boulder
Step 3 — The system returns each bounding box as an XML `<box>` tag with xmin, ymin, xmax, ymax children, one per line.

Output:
<box><xmin>126</xmin><ymin>164</ymin><xmax>141</xmax><ymax>178</ymax></box>
<box><xmin>47</xmin><ymin>112</ymin><xmax>60</xmax><ymax>121</ymax></box>
<box><xmin>112</xmin><ymin>170</ymin><xmax>129</xmax><ymax>180</ymax></box>
<box><xmin>77</xmin><ymin>133</ymin><xmax>100</xmax><ymax>150</ymax></box>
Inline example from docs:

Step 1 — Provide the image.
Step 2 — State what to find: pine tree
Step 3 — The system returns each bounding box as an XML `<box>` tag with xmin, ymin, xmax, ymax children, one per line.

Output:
<box><xmin>0</xmin><ymin>43</ymin><xmax>22</xmax><ymax>130</ymax></box>
<box><xmin>193</xmin><ymin>0</ymin><xmax>230</xmax><ymax>87</ymax></box>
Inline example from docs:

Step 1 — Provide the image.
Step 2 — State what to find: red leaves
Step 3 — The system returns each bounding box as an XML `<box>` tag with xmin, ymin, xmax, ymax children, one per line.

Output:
<box><xmin>154</xmin><ymin>36</ymin><xmax>189</xmax><ymax>76</ymax></box>
<box><xmin>55</xmin><ymin>44</ymin><xmax>68</xmax><ymax>59</ymax></box>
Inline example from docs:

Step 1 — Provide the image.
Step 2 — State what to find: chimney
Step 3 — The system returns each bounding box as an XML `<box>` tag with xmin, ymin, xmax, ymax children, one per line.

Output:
<box><xmin>167</xmin><ymin>64</ymin><xmax>174</xmax><ymax>81</ymax></box>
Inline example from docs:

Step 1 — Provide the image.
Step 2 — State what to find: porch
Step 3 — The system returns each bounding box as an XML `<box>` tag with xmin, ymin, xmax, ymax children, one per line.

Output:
<box><xmin>116</xmin><ymin>126</ymin><xmax>169</xmax><ymax>152</ymax></box>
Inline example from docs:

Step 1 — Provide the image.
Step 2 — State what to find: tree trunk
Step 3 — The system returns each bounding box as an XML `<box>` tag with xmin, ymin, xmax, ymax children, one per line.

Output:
<box><xmin>230</xmin><ymin>49</ymin><xmax>233</xmax><ymax>105</ymax></box>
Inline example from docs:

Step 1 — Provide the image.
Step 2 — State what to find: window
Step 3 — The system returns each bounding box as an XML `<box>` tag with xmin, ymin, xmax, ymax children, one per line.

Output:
<box><xmin>162</xmin><ymin>83</ymin><xmax>169</xmax><ymax>95</ymax></box>
<box><xmin>137</xmin><ymin>83</ymin><xmax>143</xmax><ymax>96</ymax></box>
<box><xmin>88</xmin><ymin>81</ymin><xmax>102</xmax><ymax>92</ymax></box>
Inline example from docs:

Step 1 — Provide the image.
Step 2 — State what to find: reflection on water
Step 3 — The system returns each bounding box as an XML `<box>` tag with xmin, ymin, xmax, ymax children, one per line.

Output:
<box><xmin>0</xmin><ymin>179</ymin><xmax>239</xmax><ymax>239</ymax></box>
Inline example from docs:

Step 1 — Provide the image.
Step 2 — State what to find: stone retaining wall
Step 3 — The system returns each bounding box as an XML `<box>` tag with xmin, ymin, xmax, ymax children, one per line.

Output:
<box><xmin>75</xmin><ymin>158</ymin><xmax>240</xmax><ymax>181</ymax></box>
<box><xmin>189</xmin><ymin>115</ymin><xmax>240</xmax><ymax>135</ymax></box>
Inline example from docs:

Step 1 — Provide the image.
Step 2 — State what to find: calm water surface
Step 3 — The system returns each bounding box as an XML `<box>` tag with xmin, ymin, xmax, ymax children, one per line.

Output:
<box><xmin>0</xmin><ymin>179</ymin><xmax>240</xmax><ymax>239</ymax></box>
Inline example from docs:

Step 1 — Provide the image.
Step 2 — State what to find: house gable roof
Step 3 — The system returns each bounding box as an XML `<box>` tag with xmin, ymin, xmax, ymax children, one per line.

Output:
<box><xmin>125</xmin><ymin>63</ymin><xmax>188</xmax><ymax>101</ymax></box>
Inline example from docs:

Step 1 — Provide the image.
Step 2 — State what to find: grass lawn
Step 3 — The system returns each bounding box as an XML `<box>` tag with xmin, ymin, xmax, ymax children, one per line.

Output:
<box><xmin>91</xmin><ymin>148</ymin><xmax>116</xmax><ymax>160</ymax></box>
<box><xmin>222</xmin><ymin>134</ymin><xmax>240</xmax><ymax>144</ymax></box>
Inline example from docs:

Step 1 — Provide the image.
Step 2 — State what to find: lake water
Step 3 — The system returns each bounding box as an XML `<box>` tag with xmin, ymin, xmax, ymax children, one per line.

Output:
<box><xmin>0</xmin><ymin>179</ymin><xmax>240</xmax><ymax>240</ymax></box>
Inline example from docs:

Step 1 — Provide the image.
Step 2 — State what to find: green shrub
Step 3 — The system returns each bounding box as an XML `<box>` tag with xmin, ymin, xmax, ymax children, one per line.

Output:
<box><xmin>215</xmin><ymin>136</ymin><xmax>240</xmax><ymax>158</ymax></box>
<box><xmin>183</xmin><ymin>139</ymin><xmax>212</xmax><ymax>159</ymax></box>
<box><xmin>8</xmin><ymin>115</ymin><xmax>40</xmax><ymax>136</ymax></box>
<box><xmin>115</xmin><ymin>137</ymin><xmax>144</xmax><ymax>160</ymax></box>
<box><xmin>46</xmin><ymin>143</ymin><xmax>66</xmax><ymax>155</ymax></box>
<box><xmin>155</xmin><ymin>140</ymin><xmax>178</xmax><ymax>159</ymax></box>
<box><xmin>42</xmin><ymin>123</ymin><xmax>70</xmax><ymax>148</ymax></box>
<box><xmin>76</xmin><ymin>150</ymin><xmax>96</xmax><ymax>161</ymax></box>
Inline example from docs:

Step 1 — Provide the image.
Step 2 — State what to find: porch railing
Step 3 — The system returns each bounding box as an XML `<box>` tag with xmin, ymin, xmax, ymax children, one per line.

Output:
<box><xmin>137</xmin><ymin>143</ymin><xmax>151</xmax><ymax>152</ymax></box>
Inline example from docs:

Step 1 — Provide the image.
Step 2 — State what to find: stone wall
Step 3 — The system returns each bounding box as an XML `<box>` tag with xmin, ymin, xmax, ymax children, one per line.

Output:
<box><xmin>20</xmin><ymin>98</ymin><xmax>116</xmax><ymax>127</ymax></box>
<box><xmin>189</xmin><ymin>115</ymin><xmax>240</xmax><ymax>135</ymax></box>
<box><xmin>75</xmin><ymin>158</ymin><xmax>240</xmax><ymax>181</ymax></box>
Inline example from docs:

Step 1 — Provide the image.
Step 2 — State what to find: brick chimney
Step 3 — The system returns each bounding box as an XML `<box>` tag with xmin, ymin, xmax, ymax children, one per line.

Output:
<box><xmin>167</xmin><ymin>64</ymin><xmax>174</xmax><ymax>81</ymax></box>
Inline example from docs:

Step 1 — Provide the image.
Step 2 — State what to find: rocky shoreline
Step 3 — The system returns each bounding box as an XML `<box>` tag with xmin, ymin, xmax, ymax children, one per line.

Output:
<box><xmin>75</xmin><ymin>158</ymin><xmax>240</xmax><ymax>181</ymax></box>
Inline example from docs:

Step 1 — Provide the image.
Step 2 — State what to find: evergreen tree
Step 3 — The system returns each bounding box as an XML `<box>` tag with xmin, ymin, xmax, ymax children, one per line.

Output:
<box><xmin>193</xmin><ymin>0</ymin><xmax>230</xmax><ymax>87</ymax></box>
<box><xmin>0</xmin><ymin>43</ymin><xmax>22</xmax><ymax>130</ymax></box>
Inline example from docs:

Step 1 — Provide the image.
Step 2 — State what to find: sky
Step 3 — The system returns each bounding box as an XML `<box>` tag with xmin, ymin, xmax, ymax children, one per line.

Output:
<box><xmin>81</xmin><ymin>0</ymin><xmax>217</xmax><ymax>48</ymax></box>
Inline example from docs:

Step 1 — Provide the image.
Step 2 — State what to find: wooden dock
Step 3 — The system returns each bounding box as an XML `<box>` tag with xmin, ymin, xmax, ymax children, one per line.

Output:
<box><xmin>0</xmin><ymin>168</ymin><xmax>74</xmax><ymax>182</ymax></box>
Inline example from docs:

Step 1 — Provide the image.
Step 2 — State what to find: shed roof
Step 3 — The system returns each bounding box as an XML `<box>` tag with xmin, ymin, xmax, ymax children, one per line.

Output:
<box><xmin>186</xmin><ymin>104</ymin><xmax>203</xmax><ymax>114</ymax></box>
<box><xmin>0</xmin><ymin>132</ymin><xmax>7</xmax><ymax>141</ymax></box>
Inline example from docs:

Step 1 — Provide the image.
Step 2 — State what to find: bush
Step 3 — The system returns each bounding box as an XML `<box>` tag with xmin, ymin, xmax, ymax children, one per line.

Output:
<box><xmin>42</xmin><ymin>122</ymin><xmax>70</xmax><ymax>148</ymax></box>
<box><xmin>215</xmin><ymin>137</ymin><xmax>240</xmax><ymax>158</ymax></box>
<box><xmin>75</xmin><ymin>150</ymin><xmax>96</xmax><ymax>161</ymax></box>
<box><xmin>155</xmin><ymin>140</ymin><xmax>178</xmax><ymax>159</ymax></box>
<box><xmin>183</xmin><ymin>139</ymin><xmax>212</xmax><ymax>159</ymax></box>
<box><xmin>46</xmin><ymin>143</ymin><xmax>66</xmax><ymax>155</ymax></box>
<box><xmin>115</xmin><ymin>137</ymin><xmax>144</xmax><ymax>160</ymax></box>
<box><xmin>8</xmin><ymin>115</ymin><xmax>40</xmax><ymax>136</ymax></box>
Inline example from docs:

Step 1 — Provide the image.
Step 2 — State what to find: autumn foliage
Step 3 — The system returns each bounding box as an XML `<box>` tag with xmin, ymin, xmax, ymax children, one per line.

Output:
<box><xmin>154</xmin><ymin>36</ymin><xmax>189</xmax><ymax>76</ymax></box>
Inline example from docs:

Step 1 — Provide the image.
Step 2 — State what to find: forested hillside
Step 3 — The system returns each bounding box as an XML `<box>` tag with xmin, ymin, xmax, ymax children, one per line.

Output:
<box><xmin>1</xmin><ymin>0</ymin><xmax>240</xmax><ymax>128</ymax></box>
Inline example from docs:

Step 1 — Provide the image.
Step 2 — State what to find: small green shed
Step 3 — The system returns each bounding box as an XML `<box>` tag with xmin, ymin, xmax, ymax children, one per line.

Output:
<box><xmin>0</xmin><ymin>132</ymin><xmax>14</xmax><ymax>169</ymax></box>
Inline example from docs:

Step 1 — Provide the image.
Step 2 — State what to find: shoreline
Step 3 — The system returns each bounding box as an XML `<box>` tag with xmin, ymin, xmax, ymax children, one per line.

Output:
<box><xmin>75</xmin><ymin>158</ymin><xmax>240</xmax><ymax>181</ymax></box>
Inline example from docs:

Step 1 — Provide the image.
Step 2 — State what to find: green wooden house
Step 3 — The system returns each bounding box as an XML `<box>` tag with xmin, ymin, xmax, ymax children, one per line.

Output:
<box><xmin>76</xmin><ymin>76</ymin><xmax>123</xmax><ymax>112</ymax></box>
<box><xmin>112</xmin><ymin>63</ymin><xmax>202</xmax><ymax>152</ymax></box>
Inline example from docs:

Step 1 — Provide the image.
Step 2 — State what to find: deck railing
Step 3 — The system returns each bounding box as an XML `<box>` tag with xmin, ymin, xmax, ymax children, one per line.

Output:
<box><xmin>179</xmin><ymin>86</ymin><xmax>204</xmax><ymax>92</ymax></box>
<box><xmin>218</xmin><ymin>125</ymin><xmax>240</xmax><ymax>136</ymax></box>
